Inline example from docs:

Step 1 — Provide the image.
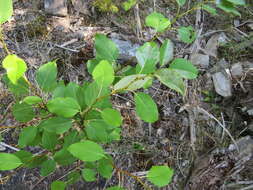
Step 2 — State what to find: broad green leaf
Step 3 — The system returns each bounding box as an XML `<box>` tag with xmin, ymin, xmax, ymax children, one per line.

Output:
<box><xmin>82</xmin><ymin>168</ymin><xmax>96</xmax><ymax>182</ymax></box>
<box><xmin>66</xmin><ymin>171</ymin><xmax>80</xmax><ymax>185</ymax></box>
<box><xmin>176</xmin><ymin>0</ymin><xmax>186</xmax><ymax>6</ymax></box>
<box><xmin>177</xmin><ymin>26</ymin><xmax>196</xmax><ymax>44</ymax></box>
<box><xmin>47</xmin><ymin>97</ymin><xmax>80</xmax><ymax>118</ymax></box>
<box><xmin>106</xmin><ymin>186</ymin><xmax>126</xmax><ymax>190</ymax></box>
<box><xmin>39</xmin><ymin>117</ymin><xmax>72</xmax><ymax>134</ymax></box>
<box><xmin>2</xmin><ymin>75</ymin><xmax>29</xmax><ymax>98</ymax></box>
<box><xmin>147</xmin><ymin>166</ymin><xmax>174</xmax><ymax>187</ymax></box>
<box><xmin>134</xmin><ymin>92</ymin><xmax>158</xmax><ymax>123</ymax></box>
<box><xmin>68</xmin><ymin>140</ymin><xmax>105</xmax><ymax>162</ymax></box>
<box><xmin>35</xmin><ymin>61</ymin><xmax>57</xmax><ymax>92</ymax></box>
<box><xmin>136</xmin><ymin>42</ymin><xmax>159</xmax><ymax>69</ymax></box>
<box><xmin>114</xmin><ymin>74</ymin><xmax>152</xmax><ymax>91</ymax></box>
<box><xmin>92</xmin><ymin>60</ymin><xmax>114</xmax><ymax>87</ymax></box>
<box><xmin>95</xmin><ymin>34</ymin><xmax>119</xmax><ymax>62</ymax></box>
<box><xmin>86</xmin><ymin>121</ymin><xmax>108</xmax><ymax>143</ymax></box>
<box><xmin>26</xmin><ymin>155</ymin><xmax>47</xmax><ymax>169</ymax></box>
<box><xmin>28</xmin><ymin>132</ymin><xmax>42</xmax><ymax>147</ymax></box>
<box><xmin>12</xmin><ymin>102</ymin><xmax>35</xmax><ymax>122</ymax></box>
<box><xmin>40</xmin><ymin>159</ymin><xmax>56</xmax><ymax>176</ymax></box>
<box><xmin>51</xmin><ymin>181</ymin><xmax>66</xmax><ymax>190</ymax></box>
<box><xmin>0</xmin><ymin>0</ymin><xmax>13</xmax><ymax>24</ymax></box>
<box><xmin>202</xmin><ymin>5</ymin><xmax>218</xmax><ymax>15</ymax></box>
<box><xmin>155</xmin><ymin>68</ymin><xmax>185</xmax><ymax>95</ymax></box>
<box><xmin>18</xmin><ymin>126</ymin><xmax>37</xmax><ymax>148</ymax></box>
<box><xmin>108</xmin><ymin>128</ymin><xmax>121</xmax><ymax>142</ymax></box>
<box><xmin>101</xmin><ymin>108</ymin><xmax>122</xmax><ymax>127</ymax></box>
<box><xmin>14</xmin><ymin>150</ymin><xmax>33</xmax><ymax>164</ymax></box>
<box><xmin>2</xmin><ymin>54</ymin><xmax>27</xmax><ymax>84</ymax></box>
<box><xmin>98</xmin><ymin>157</ymin><xmax>113</xmax><ymax>179</ymax></box>
<box><xmin>53</xmin><ymin>149</ymin><xmax>77</xmax><ymax>166</ymax></box>
<box><xmin>170</xmin><ymin>58</ymin><xmax>198</xmax><ymax>79</ymax></box>
<box><xmin>42</xmin><ymin>131</ymin><xmax>58</xmax><ymax>150</ymax></box>
<box><xmin>87</xmin><ymin>59</ymin><xmax>99</xmax><ymax>74</ymax></box>
<box><xmin>0</xmin><ymin>153</ymin><xmax>22</xmax><ymax>170</ymax></box>
<box><xmin>23</xmin><ymin>96</ymin><xmax>42</xmax><ymax>105</ymax></box>
<box><xmin>76</xmin><ymin>83</ymin><xmax>88</xmax><ymax>110</ymax></box>
<box><xmin>160</xmin><ymin>39</ymin><xmax>174</xmax><ymax>66</ymax></box>
<box><xmin>63</xmin><ymin>131</ymin><xmax>81</xmax><ymax>148</ymax></box>
<box><xmin>217</xmin><ymin>0</ymin><xmax>241</xmax><ymax>16</ymax></box>
<box><xmin>145</xmin><ymin>12</ymin><xmax>171</xmax><ymax>32</ymax></box>
<box><xmin>226</xmin><ymin>0</ymin><xmax>245</xmax><ymax>5</ymax></box>
<box><xmin>122</xmin><ymin>0</ymin><xmax>137</xmax><ymax>11</ymax></box>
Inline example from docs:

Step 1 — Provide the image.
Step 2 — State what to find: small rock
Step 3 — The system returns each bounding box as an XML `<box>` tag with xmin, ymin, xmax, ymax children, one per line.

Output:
<box><xmin>231</xmin><ymin>63</ymin><xmax>243</xmax><ymax>78</ymax></box>
<box><xmin>44</xmin><ymin>0</ymin><xmax>68</xmax><ymax>16</ymax></box>
<box><xmin>111</xmin><ymin>38</ymin><xmax>140</xmax><ymax>61</ymax></box>
<box><xmin>247</xmin><ymin>109</ymin><xmax>253</xmax><ymax>116</ymax></box>
<box><xmin>190</xmin><ymin>53</ymin><xmax>210</xmax><ymax>68</ymax></box>
<box><xmin>71</xmin><ymin>0</ymin><xmax>90</xmax><ymax>15</ymax></box>
<box><xmin>247</xmin><ymin>23</ymin><xmax>253</xmax><ymax>30</ymax></box>
<box><xmin>204</xmin><ymin>33</ymin><xmax>228</xmax><ymax>57</ymax></box>
<box><xmin>229</xmin><ymin>136</ymin><xmax>253</xmax><ymax>159</ymax></box>
<box><xmin>212</xmin><ymin>72</ymin><xmax>232</xmax><ymax>97</ymax></box>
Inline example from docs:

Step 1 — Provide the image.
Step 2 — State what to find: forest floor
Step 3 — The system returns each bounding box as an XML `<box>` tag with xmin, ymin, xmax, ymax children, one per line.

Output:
<box><xmin>0</xmin><ymin>0</ymin><xmax>253</xmax><ymax>190</ymax></box>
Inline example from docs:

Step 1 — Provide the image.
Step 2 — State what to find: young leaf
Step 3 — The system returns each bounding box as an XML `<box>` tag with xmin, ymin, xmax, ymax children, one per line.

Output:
<box><xmin>136</xmin><ymin>42</ymin><xmax>159</xmax><ymax>69</ymax></box>
<box><xmin>23</xmin><ymin>96</ymin><xmax>42</xmax><ymax>105</ymax></box>
<box><xmin>0</xmin><ymin>0</ymin><xmax>13</xmax><ymax>24</ymax></box>
<box><xmin>42</xmin><ymin>131</ymin><xmax>58</xmax><ymax>150</ymax></box>
<box><xmin>95</xmin><ymin>34</ymin><xmax>119</xmax><ymax>62</ymax></box>
<box><xmin>18</xmin><ymin>126</ymin><xmax>37</xmax><ymax>148</ymax></box>
<box><xmin>134</xmin><ymin>92</ymin><xmax>158</xmax><ymax>123</ymax></box>
<box><xmin>68</xmin><ymin>140</ymin><xmax>105</xmax><ymax>162</ymax></box>
<box><xmin>53</xmin><ymin>149</ymin><xmax>77</xmax><ymax>166</ymax></box>
<box><xmin>177</xmin><ymin>26</ymin><xmax>196</xmax><ymax>44</ymax></box>
<box><xmin>147</xmin><ymin>166</ymin><xmax>174</xmax><ymax>187</ymax></box>
<box><xmin>39</xmin><ymin>117</ymin><xmax>72</xmax><ymax>134</ymax></box>
<box><xmin>145</xmin><ymin>12</ymin><xmax>171</xmax><ymax>32</ymax></box>
<box><xmin>101</xmin><ymin>108</ymin><xmax>122</xmax><ymax>127</ymax></box>
<box><xmin>12</xmin><ymin>102</ymin><xmax>35</xmax><ymax>122</ymax></box>
<box><xmin>106</xmin><ymin>186</ymin><xmax>126</xmax><ymax>190</ymax></box>
<box><xmin>47</xmin><ymin>97</ymin><xmax>80</xmax><ymax>118</ymax></box>
<box><xmin>176</xmin><ymin>0</ymin><xmax>186</xmax><ymax>6</ymax></box>
<box><xmin>82</xmin><ymin>168</ymin><xmax>96</xmax><ymax>182</ymax></box>
<box><xmin>35</xmin><ymin>61</ymin><xmax>57</xmax><ymax>92</ymax></box>
<box><xmin>92</xmin><ymin>60</ymin><xmax>114</xmax><ymax>87</ymax></box>
<box><xmin>51</xmin><ymin>181</ymin><xmax>66</xmax><ymax>190</ymax></box>
<box><xmin>2</xmin><ymin>54</ymin><xmax>27</xmax><ymax>84</ymax></box>
<box><xmin>122</xmin><ymin>0</ymin><xmax>137</xmax><ymax>11</ymax></box>
<box><xmin>202</xmin><ymin>5</ymin><xmax>218</xmax><ymax>15</ymax></box>
<box><xmin>40</xmin><ymin>159</ymin><xmax>56</xmax><ymax>176</ymax></box>
<box><xmin>160</xmin><ymin>39</ymin><xmax>174</xmax><ymax>66</ymax></box>
<box><xmin>170</xmin><ymin>58</ymin><xmax>198</xmax><ymax>79</ymax></box>
<box><xmin>0</xmin><ymin>153</ymin><xmax>22</xmax><ymax>170</ymax></box>
<box><xmin>97</xmin><ymin>157</ymin><xmax>113</xmax><ymax>179</ymax></box>
<box><xmin>155</xmin><ymin>69</ymin><xmax>185</xmax><ymax>95</ymax></box>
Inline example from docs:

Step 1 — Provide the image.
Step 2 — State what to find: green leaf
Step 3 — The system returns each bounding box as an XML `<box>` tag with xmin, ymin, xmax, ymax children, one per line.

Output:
<box><xmin>155</xmin><ymin>68</ymin><xmax>185</xmax><ymax>95</ymax></box>
<box><xmin>145</xmin><ymin>12</ymin><xmax>171</xmax><ymax>32</ymax></box>
<box><xmin>2</xmin><ymin>54</ymin><xmax>27</xmax><ymax>84</ymax></box>
<box><xmin>177</xmin><ymin>26</ymin><xmax>196</xmax><ymax>44</ymax></box>
<box><xmin>0</xmin><ymin>153</ymin><xmax>22</xmax><ymax>170</ymax></box>
<box><xmin>40</xmin><ymin>159</ymin><xmax>56</xmax><ymax>176</ymax></box>
<box><xmin>226</xmin><ymin>0</ymin><xmax>245</xmax><ymax>5</ymax></box>
<box><xmin>95</xmin><ymin>34</ymin><xmax>119</xmax><ymax>62</ymax></box>
<box><xmin>76</xmin><ymin>83</ymin><xmax>88</xmax><ymax>110</ymax></box>
<box><xmin>106</xmin><ymin>186</ymin><xmax>126</xmax><ymax>190</ymax></box>
<box><xmin>12</xmin><ymin>102</ymin><xmax>35</xmax><ymax>122</ymax></box>
<box><xmin>47</xmin><ymin>97</ymin><xmax>80</xmax><ymax>118</ymax></box>
<box><xmin>66</xmin><ymin>171</ymin><xmax>80</xmax><ymax>185</ymax></box>
<box><xmin>97</xmin><ymin>157</ymin><xmax>113</xmax><ymax>179</ymax></box>
<box><xmin>68</xmin><ymin>140</ymin><xmax>105</xmax><ymax>162</ymax></box>
<box><xmin>92</xmin><ymin>60</ymin><xmax>114</xmax><ymax>87</ymax></box>
<box><xmin>63</xmin><ymin>131</ymin><xmax>81</xmax><ymax>148</ymax></box>
<box><xmin>26</xmin><ymin>155</ymin><xmax>47</xmax><ymax>168</ymax></box>
<box><xmin>136</xmin><ymin>42</ymin><xmax>159</xmax><ymax>69</ymax></box>
<box><xmin>23</xmin><ymin>96</ymin><xmax>42</xmax><ymax>105</ymax></box>
<box><xmin>160</xmin><ymin>39</ymin><xmax>174</xmax><ymax>66</ymax></box>
<box><xmin>42</xmin><ymin>131</ymin><xmax>58</xmax><ymax>150</ymax></box>
<box><xmin>87</xmin><ymin>59</ymin><xmax>100</xmax><ymax>74</ymax></box>
<box><xmin>0</xmin><ymin>0</ymin><xmax>13</xmax><ymax>24</ymax></box>
<box><xmin>147</xmin><ymin>166</ymin><xmax>174</xmax><ymax>187</ymax></box>
<box><xmin>82</xmin><ymin>168</ymin><xmax>96</xmax><ymax>182</ymax></box>
<box><xmin>14</xmin><ymin>150</ymin><xmax>33</xmax><ymax>164</ymax></box>
<box><xmin>101</xmin><ymin>108</ymin><xmax>122</xmax><ymax>127</ymax></box>
<box><xmin>217</xmin><ymin>0</ymin><xmax>241</xmax><ymax>16</ymax></box>
<box><xmin>39</xmin><ymin>117</ymin><xmax>72</xmax><ymax>134</ymax></box>
<box><xmin>53</xmin><ymin>149</ymin><xmax>77</xmax><ymax>166</ymax></box>
<box><xmin>134</xmin><ymin>92</ymin><xmax>158</xmax><ymax>123</ymax></box>
<box><xmin>170</xmin><ymin>58</ymin><xmax>198</xmax><ymax>79</ymax></box>
<box><xmin>202</xmin><ymin>5</ymin><xmax>218</xmax><ymax>15</ymax></box>
<box><xmin>122</xmin><ymin>0</ymin><xmax>137</xmax><ymax>11</ymax></box>
<box><xmin>51</xmin><ymin>181</ymin><xmax>66</xmax><ymax>190</ymax></box>
<box><xmin>18</xmin><ymin>126</ymin><xmax>37</xmax><ymax>148</ymax></box>
<box><xmin>86</xmin><ymin>121</ymin><xmax>108</xmax><ymax>143</ymax></box>
<box><xmin>114</xmin><ymin>74</ymin><xmax>152</xmax><ymax>91</ymax></box>
<box><xmin>176</xmin><ymin>0</ymin><xmax>186</xmax><ymax>6</ymax></box>
<box><xmin>35</xmin><ymin>61</ymin><xmax>57</xmax><ymax>92</ymax></box>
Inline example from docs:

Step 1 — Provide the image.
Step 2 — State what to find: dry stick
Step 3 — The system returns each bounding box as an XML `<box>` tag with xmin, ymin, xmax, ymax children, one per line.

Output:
<box><xmin>0</xmin><ymin>27</ymin><xmax>10</xmax><ymax>55</ymax></box>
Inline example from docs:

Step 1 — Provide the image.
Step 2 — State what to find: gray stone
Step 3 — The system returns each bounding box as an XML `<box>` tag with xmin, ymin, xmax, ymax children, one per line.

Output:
<box><xmin>44</xmin><ymin>0</ymin><xmax>68</xmax><ymax>16</ymax></box>
<box><xmin>247</xmin><ymin>109</ymin><xmax>253</xmax><ymax>116</ymax></box>
<box><xmin>190</xmin><ymin>53</ymin><xmax>210</xmax><ymax>68</ymax></box>
<box><xmin>231</xmin><ymin>63</ymin><xmax>243</xmax><ymax>78</ymax></box>
<box><xmin>212</xmin><ymin>72</ymin><xmax>232</xmax><ymax>97</ymax></box>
